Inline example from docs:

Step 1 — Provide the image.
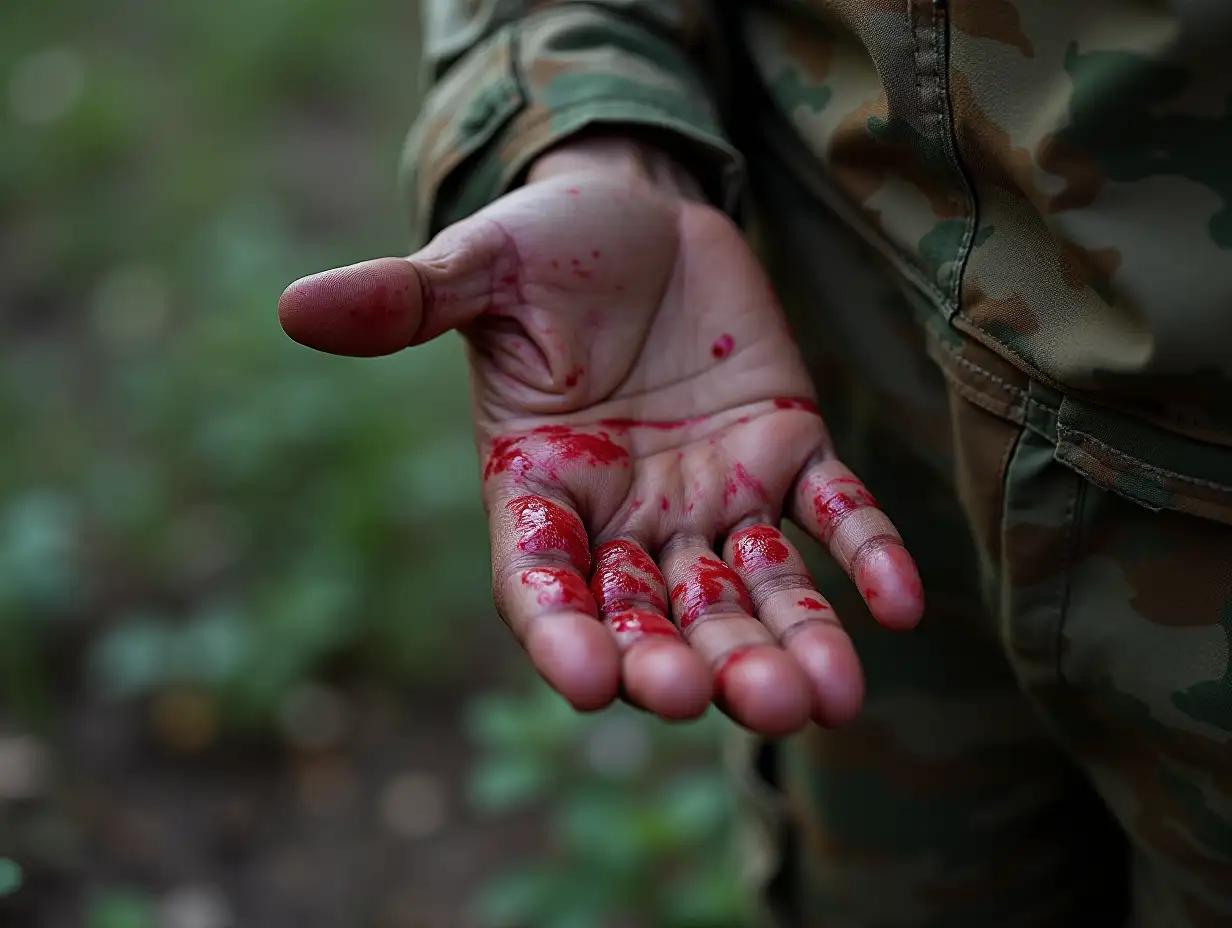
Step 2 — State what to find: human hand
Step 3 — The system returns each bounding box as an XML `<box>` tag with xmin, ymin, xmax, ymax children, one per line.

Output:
<box><xmin>278</xmin><ymin>138</ymin><xmax>924</xmax><ymax>736</ymax></box>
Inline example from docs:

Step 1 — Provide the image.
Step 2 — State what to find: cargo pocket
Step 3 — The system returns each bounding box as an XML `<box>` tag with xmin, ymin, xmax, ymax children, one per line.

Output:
<box><xmin>1054</xmin><ymin>394</ymin><xmax>1232</xmax><ymax>528</ymax></box>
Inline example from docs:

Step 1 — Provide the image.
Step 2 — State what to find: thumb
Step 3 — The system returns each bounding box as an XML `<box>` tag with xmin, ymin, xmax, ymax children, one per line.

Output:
<box><xmin>278</xmin><ymin>218</ymin><xmax>511</xmax><ymax>357</ymax></box>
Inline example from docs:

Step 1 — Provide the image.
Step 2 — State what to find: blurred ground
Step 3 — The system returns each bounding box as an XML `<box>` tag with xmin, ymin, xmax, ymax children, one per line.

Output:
<box><xmin>0</xmin><ymin>2</ymin><xmax>749</xmax><ymax>926</ymax></box>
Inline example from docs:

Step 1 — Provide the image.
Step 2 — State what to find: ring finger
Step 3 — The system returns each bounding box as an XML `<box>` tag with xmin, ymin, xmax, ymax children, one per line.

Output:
<box><xmin>658</xmin><ymin>535</ymin><xmax>813</xmax><ymax>737</ymax></box>
<box><xmin>724</xmin><ymin>523</ymin><xmax>864</xmax><ymax>726</ymax></box>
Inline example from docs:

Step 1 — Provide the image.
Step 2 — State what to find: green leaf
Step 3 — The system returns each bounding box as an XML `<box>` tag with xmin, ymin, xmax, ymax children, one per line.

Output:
<box><xmin>660</xmin><ymin>866</ymin><xmax>756</xmax><ymax>927</ymax></box>
<box><xmin>465</xmin><ymin>694</ymin><xmax>531</xmax><ymax>749</ymax></box>
<box><xmin>0</xmin><ymin>858</ymin><xmax>23</xmax><ymax>896</ymax></box>
<box><xmin>173</xmin><ymin>604</ymin><xmax>250</xmax><ymax>684</ymax></box>
<box><xmin>89</xmin><ymin>616</ymin><xmax>171</xmax><ymax>699</ymax></box>
<box><xmin>556</xmin><ymin>788</ymin><xmax>643</xmax><ymax>871</ymax></box>
<box><xmin>655</xmin><ymin>771</ymin><xmax>735</xmax><ymax>842</ymax></box>
<box><xmin>474</xmin><ymin>865</ymin><xmax>557</xmax><ymax>927</ymax></box>
<box><xmin>86</xmin><ymin>888</ymin><xmax>157</xmax><ymax>928</ymax></box>
<box><xmin>468</xmin><ymin>754</ymin><xmax>553</xmax><ymax>812</ymax></box>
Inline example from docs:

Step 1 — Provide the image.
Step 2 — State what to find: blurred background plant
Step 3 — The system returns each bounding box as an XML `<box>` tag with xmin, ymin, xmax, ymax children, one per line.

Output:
<box><xmin>0</xmin><ymin>1</ymin><xmax>751</xmax><ymax>925</ymax></box>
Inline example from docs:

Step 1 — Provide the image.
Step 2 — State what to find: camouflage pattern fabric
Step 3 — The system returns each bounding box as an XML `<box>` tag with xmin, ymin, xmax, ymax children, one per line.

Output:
<box><xmin>741</xmin><ymin>166</ymin><xmax>1232</xmax><ymax>925</ymax></box>
<box><xmin>406</xmin><ymin>2</ymin><xmax>1232</xmax><ymax>924</ymax></box>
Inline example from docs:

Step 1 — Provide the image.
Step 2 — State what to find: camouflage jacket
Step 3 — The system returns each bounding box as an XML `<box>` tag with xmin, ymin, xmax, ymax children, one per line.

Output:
<box><xmin>404</xmin><ymin>1</ymin><xmax>1232</xmax><ymax>525</ymax></box>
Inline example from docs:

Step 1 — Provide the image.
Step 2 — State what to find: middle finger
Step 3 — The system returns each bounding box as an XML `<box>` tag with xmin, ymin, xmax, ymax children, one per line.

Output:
<box><xmin>659</xmin><ymin>535</ymin><xmax>813</xmax><ymax>736</ymax></box>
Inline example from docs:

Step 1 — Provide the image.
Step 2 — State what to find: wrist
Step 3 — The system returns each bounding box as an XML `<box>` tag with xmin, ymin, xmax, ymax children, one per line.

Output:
<box><xmin>526</xmin><ymin>131</ymin><xmax>705</xmax><ymax>202</ymax></box>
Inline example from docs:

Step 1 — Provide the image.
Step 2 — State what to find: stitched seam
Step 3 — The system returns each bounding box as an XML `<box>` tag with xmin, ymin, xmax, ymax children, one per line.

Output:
<box><xmin>933</xmin><ymin>340</ymin><xmax>1028</xmax><ymax>399</ymax></box>
<box><xmin>907</xmin><ymin>2</ymin><xmax>951</xmax><ymax>309</ymax></box>
<box><xmin>932</xmin><ymin>0</ymin><xmax>978</xmax><ymax>309</ymax></box>
<box><xmin>1058</xmin><ymin>425</ymin><xmax>1232</xmax><ymax>492</ymax></box>
<box><xmin>998</xmin><ymin>424</ymin><xmax>1029</xmax><ymax>652</ymax></box>
<box><xmin>1053</xmin><ymin>473</ymin><xmax>1085</xmax><ymax>687</ymax></box>
<box><xmin>942</xmin><ymin>371</ymin><xmax>1023</xmax><ymax>422</ymax></box>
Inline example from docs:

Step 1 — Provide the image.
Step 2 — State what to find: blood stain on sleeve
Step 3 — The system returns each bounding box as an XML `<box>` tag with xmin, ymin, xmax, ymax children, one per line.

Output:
<box><xmin>711</xmin><ymin>333</ymin><xmax>734</xmax><ymax>359</ymax></box>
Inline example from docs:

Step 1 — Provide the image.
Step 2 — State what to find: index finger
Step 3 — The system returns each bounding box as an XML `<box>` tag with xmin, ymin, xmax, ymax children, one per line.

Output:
<box><xmin>491</xmin><ymin>493</ymin><xmax>620</xmax><ymax>710</ymax></box>
<box><xmin>791</xmin><ymin>459</ymin><xmax>924</xmax><ymax>630</ymax></box>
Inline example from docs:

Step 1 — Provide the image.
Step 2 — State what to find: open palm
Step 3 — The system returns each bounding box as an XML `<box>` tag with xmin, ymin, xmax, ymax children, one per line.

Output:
<box><xmin>279</xmin><ymin>169</ymin><xmax>923</xmax><ymax>736</ymax></box>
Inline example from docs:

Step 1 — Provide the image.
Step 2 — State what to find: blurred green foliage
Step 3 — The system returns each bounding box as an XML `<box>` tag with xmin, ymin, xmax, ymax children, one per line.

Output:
<box><xmin>468</xmin><ymin>685</ymin><xmax>756</xmax><ymax>928</ymax></box>
<box><xmin>2</xmin><ymin>0</ymin><xmax>749</xmax><ymax>923</ymax></box>
<box><xmin>1</xmin><ymin>0</ymin><xmax>492</xmax><ymax>726</ymax></box>
<box><xmin>0</xmin><ymin>858</ymin><xmax>22</xmax><ymax>896</ymax></box>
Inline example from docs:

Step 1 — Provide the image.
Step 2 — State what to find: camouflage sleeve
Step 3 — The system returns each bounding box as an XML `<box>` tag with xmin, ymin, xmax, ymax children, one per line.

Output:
<box><xmin>401</xmin><ymin>1</ymin><xmax>744</xmax><ymax>246</ymax></box>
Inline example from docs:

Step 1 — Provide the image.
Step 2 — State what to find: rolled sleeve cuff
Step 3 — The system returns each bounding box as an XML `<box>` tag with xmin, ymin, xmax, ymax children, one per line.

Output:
<box><xmin>401</xmin><ymin>8</ymin><xmax>744</xmax><ymax>248</ymax></box>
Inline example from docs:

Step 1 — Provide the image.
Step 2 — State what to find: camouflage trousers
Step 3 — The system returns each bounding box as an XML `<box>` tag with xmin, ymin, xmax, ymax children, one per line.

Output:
<box><xmin>733</xmin><ymin>180</ymin><xmax>1232</xmax><ymax>928</ymax></box>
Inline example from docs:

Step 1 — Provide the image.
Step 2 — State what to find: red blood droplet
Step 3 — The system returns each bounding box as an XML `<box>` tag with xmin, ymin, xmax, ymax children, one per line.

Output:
<box><xmin>714</xmin><ymin>647</ymin><xmax>755</xmax><ymax>687</ymax></box>
<box><xmin>485</xmin><ymin>427</ymin><xmax>629</xmax><ymax>483</ymax></box>
<box><xmin>590</xmin><ymin>540</ymin><xmax>667</xmax><ymax>614</ymax></box>
<box><xmin>520</xmin><ymin>567</ymin><xmax>596</xmax><ymax>615</ymax></box>
<box><xmin>572</xmin><ymin>268</ymin><xmax>592</xmax><ymax>279</ymax></box>
<box><xmin>591</xmin><ymin>250</ymin><xmax>601</xmax><ymax>259</ymax></box>
<box><xmin>531</xmin><ymin>426</ymin><xmax>628</xmax><ymax>468</ymax></box>
<box><xmin>773</xmin><ymin>397</ymin><xmax>820</xmax><ymax>414</ymax></box>
<box><xmin>507</xmin><ymin>496</ymin><xmax>591</xmax><ymax>573</ymax></box>
<box><xmin>607</xmin><ymin>610</ymin><xmax>678</xmax><ymax>640</ymax></box>
<box><xmin>852</xmin><ymin>542</ymin><xmax>920</xmax><ymax>611</ymax></box>
<box><xmin>551</xmin><ymin>259</ymin><xmax>560</xmax><ymax>269</ymax></box>
<box><xmin>564</xmin><ymin>366</ymin><xmax>584</xmax><ymax>388</ymax></box>
<box><xmin>723</xmin><ymin>463</ymin><xmax>767</xmax><ymax>507</ymax></box>
<box><xmin>730</xmin><ymin>525</ymin><xmax>790</xmax><ymax>570</ymax></box>
<box><xmin>812</xmin><ymin>478</ymin><xmax>879</xmax><ymax>544</ymax></box>
<box><xmin>671</xmin><ymin>557</ymin><xmax>751</xmax><ymax>629</ymax></box>
<box><xmin>498</xmin><ymin>273</ymin><xmax>518</xmax><ymax>287</ymax></box>
<box><xmin>797</xmin><ymin>597</ymin><xmax>828</xmax><ymax>612</ymax></box>
<box><xmin>659</xmin><ymin>495</ymin><xmax>670</xmax><ymax>512</ymax></box>
<box><xmin>346</xmin><ymin>282</ymin><xmax>402</xmax><ymax>327</ymax></box>
<box><xmin>485</xmin><ymin>434</ymin><xmax>532</xmax><ymax>482</ymax></box>
<box><xmin>710</xmin><ymin>333</ymin><xmax>734</xmax><ymax>359</ymax></box>
<box><xmin>566</xmin><ymin>187</ymin><xmax>580</xmax><ymax>196</ymax></box>
<box><xmin>597</xmin><ymin>416</ymin><xmax>697</xmax><ymax>433</ymax></box>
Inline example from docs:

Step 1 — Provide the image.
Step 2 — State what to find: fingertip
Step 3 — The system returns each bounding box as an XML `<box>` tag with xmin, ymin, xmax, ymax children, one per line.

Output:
<box><xmin>622</xmin><ymin>641</ymin><xmax>712</xmax><ymax>720</ymax></box>
<box><xmin>858</xmin><ymin>543</ymin><xmax>925</xmax><ymax>631</ymax></box>
<box><xmin>277</xmin><ymin>258</ymin><xmax>420</xmax><ymax>357</ymax></box>
<box><xmin>786</xmin><ymin>623</ymin><xmax>865</xmax><ymax>728</ymax></box>
<box><xmin>716</xmin><ymin>646</ymin><xmax>811</xmax><ymax>737</ymax></box>
<box><xmin>525</xmin><ymin>612</ymin><xmax>620</xmax><ymax>712</ymax></box>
